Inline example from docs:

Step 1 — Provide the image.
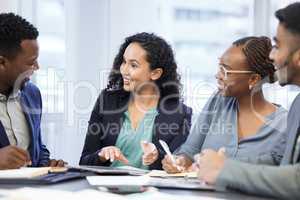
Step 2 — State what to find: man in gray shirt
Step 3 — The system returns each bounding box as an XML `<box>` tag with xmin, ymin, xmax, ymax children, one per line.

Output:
<box><xmin>196</xmin><ymin>2</ymin><xmax>300</xmax><ymax>199</ymax></box>
<box><xmin>0</xmin><ymin>13</ymin><xmax>65</xmax><ymax>169</ymax></box>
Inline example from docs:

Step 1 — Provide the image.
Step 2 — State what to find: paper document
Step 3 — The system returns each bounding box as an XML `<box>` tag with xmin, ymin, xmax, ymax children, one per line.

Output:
<box><xmin>87</xmin><ymin>175</ymin><xmax>215</xmax><ymax>191</ymax></box>
<box><xmin>147</xmin><ymin>170</ymin><xmax>197</xmax><ymax>178</ymax></box>
<box><xmin>0</xmin><ymin>167</ymin><xmax>51</xmax><ymax>179</ymax></box>
<box><xmin>87</xmin><ymin>175</ymin><xmax>150</xmax><ymax>186</ymax></box>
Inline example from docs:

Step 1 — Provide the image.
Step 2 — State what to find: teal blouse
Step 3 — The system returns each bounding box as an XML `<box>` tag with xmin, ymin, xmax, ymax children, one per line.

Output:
<box><xmin>110</xmin><ymin>108</ymin><xmax>158</xmax><ymax>169</ymax></box>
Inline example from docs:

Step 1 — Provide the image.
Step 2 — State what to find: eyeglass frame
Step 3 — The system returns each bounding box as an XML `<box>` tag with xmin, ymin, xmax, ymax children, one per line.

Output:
<box><xmin>218</xmin><ymin>64</ymin><xmax>254</xmax><ymax>80</ymax></box>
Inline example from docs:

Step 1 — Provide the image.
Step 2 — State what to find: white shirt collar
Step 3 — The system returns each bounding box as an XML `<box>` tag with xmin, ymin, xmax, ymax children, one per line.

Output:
<box><xmin>0</xmin><ymin>90</ymin><xmax>21</xmax><ymax>102</ymax></box>
<box><xmin>0</xmin><ymin>93</ymin><xmax>6</xmax><ymax>102</ymax></box>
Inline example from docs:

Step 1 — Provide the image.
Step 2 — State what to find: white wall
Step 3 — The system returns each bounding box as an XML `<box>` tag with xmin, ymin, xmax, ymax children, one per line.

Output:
<box><xmin>61</xmin><ymin>0</ymin><xmax>163</xmax><ymax>164</ymax></box>
<box><xmin>0</xmin><ymin>0</ymin><xmax>18</xmax><ymax>13</ymax></box>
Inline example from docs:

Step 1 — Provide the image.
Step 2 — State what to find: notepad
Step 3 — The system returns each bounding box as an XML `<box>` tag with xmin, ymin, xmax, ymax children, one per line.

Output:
<box><xmin>0</xmin><ymin>167</ymin><xmax>51</xmax><ymax>179</ymax></box>
<box><xmin>147</xmin><ymin>170</ymin><xmax>197</xmax><ymax>178</ymax></box>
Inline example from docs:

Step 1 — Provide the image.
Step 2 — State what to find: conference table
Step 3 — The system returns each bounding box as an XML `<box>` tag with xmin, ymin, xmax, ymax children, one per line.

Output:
<box><xmin>0</xmin><ymin>178</ymin><xmax>274</xmax><ymax>200</ymax></box>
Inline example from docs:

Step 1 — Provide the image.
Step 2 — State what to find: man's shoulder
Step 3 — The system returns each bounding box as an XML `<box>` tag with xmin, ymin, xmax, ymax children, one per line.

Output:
<box><xmin>21</xmin><ymin>81</ymin><xmax>40</xmax><ymax>94</ymax></box>
<box><xmin>284</xmin><ymin>93</ymin><xmax>300</xmax><ymax>132</ymax></box>
<box><xmin>288</xmin><ymin>93</ymin><xmax>300</xmax><ymax>116</ymax></box>
<box><xmin>291</xmin><ymin>93</ymin><xmax>300</xmax><ymax>107</ymax></box>
<box><xmin>21</xmin><ymin>82</ymin><xmax>41</xmax><ymax>102</ymax></box>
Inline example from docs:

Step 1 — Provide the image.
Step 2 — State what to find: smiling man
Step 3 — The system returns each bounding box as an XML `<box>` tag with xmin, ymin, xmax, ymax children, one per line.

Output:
<box><xmin>195</xmin><ymin>2</ymin><xmax>300</xmax><ymax>200</ymax></box>
<box><xmin>0</xmin><ymin>13</ymin><xmax>65</xmax><ymax>169</ymax></box>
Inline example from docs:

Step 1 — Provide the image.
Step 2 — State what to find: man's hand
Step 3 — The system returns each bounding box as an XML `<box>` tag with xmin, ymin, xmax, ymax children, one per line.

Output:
<box><xmin>48</xmin><ymin>159</ymin><xmax>67</xmax><ymax>167</ymax></box>
<box><xmin>196</xmin><ymin>148</ymin><xmax>226</xmax><ymax>185</ymax></box>
<box><xmin>98</xmin><ymin>146</ymin><xmax>129</xmax><ymax>164</ymax></box>
<box><xmin>0</xmin><ymin>145</ymin><xmax>31</xmax><ymax>170</ymax></box>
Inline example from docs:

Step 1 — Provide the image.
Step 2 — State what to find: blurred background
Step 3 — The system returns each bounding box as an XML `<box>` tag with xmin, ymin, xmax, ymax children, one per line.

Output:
<box><xmin>0</xmin><ymin>0</ymin><xmax>299</xmax><ymax>164</ymax></box>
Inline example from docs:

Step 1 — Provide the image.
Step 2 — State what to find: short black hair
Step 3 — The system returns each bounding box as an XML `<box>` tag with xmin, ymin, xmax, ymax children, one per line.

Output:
<box><xmin>275</xmin><ymin>2</ymin><xmax>300</xmax><ymax>35</ymax></box>
<box><xmin>0</xmin><ymin>13</ymin><xmax>39</xmax><ymax>59</ymax></box>
<box><xmin>107</xmin><ymin>32</ymin><xmax>182</xmax><ymax>102</ymax></box>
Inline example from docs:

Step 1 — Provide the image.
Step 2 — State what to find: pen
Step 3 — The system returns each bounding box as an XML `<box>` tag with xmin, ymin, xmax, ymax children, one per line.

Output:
<box><xmin>159</xmin><ymin>139</ymin><xmax>176</xmax><ymax>165</ymax></box>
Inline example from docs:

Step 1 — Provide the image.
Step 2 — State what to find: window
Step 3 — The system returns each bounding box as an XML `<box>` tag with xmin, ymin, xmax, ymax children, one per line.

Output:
<box><xmin>34</xmin><ymin>0</ymin><xmax>66</xmax><ymax>157</ymax></box>
<box><xmin>35</xmin><ymin>0</ymin><xmax>65</xmax><ymax>113</ymax></box>
<box><xmin>161</xmin><ymin>0</ymin><xmax>254</xmax><ymax>113</ymax></box>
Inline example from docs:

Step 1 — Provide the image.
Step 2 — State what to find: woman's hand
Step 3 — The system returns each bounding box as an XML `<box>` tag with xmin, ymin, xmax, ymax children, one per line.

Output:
<box><xmin>162</xmin><ymin>154</ymin><xmax>191</xmax><ymax>173</ymax></box>
<box><xmin>196</xmin><ymin>148</ymin><xmax>226</xmax><ymax>185</ymax></box>
<box><xmin>98</xmin><ymin>146</ymin><xmax>129</xmax><ymax>164</ymax></box>
<box><xmin>141</xmin><ymin>141</ymin><xmax>158</xmax><ymax>166</ymax></box>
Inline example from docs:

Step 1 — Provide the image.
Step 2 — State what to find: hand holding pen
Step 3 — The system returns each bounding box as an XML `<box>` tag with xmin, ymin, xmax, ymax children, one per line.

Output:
<box><xmin>159</xmin><ymin>140</ymin><xmax>188</xmax><ymax>173</ymax></box>
<box><xmin>0</xmin><ymin>145</ymin><xmax>31</xmax><ymax>170</ymax></box>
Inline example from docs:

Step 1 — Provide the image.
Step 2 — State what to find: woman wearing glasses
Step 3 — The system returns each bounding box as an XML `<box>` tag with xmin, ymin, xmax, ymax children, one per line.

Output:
<box><xmin>162</xmin><ymin>36</ymin><xmax>288</xmax><ymax>173</ymax></box>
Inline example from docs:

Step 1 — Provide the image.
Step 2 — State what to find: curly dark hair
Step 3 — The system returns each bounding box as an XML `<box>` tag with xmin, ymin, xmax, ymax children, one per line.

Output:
<box><xmin>0</xmin><ymin>13</ymin><xmax>38</xmax><ymax>59</ymax></box>
<box><xmin>107</xmin><ymin>32</ymin><xmax>182</xmax><ymax>101</ymax></box>
<box><xmin>233</xmin><ymin>36</ymin><xmax>276</xmax><ymax>83</ymax></box>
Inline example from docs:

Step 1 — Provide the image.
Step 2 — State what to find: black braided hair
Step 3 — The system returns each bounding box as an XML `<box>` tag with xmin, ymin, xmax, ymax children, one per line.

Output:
<box><xmin>233</xmin><ymin>36</ymin><xmax>276</xmax><ymax>83</ymax></box>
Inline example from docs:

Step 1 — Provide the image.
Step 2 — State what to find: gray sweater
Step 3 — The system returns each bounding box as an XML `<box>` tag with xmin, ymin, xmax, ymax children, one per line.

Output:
<box><xmin>177</xmin><ymin>92</ymin><xmax>288</xmax><ymax>165</ymax></box>
<box><xmin>217</xmin><ymin>93</ymin><xmax>300</xmax><ymax>199</ymax></box>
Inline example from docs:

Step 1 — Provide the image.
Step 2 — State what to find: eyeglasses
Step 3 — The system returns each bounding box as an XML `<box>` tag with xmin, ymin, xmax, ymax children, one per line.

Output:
<box><xmin>218</xmin><ymin>65</ymin><xmax>254</xmax><ymax>80</ymax></box>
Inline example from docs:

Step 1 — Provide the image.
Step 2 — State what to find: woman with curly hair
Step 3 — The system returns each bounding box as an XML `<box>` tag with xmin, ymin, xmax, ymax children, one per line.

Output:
<box><xmin>80</xmin><ymin>32</ymin><xmax>192</xmax><ymax>170</ymax></box>
<box><xmin>162</xmin><ymin>36</ymin><xmax>288</xmax><ymax>173</ymax></box>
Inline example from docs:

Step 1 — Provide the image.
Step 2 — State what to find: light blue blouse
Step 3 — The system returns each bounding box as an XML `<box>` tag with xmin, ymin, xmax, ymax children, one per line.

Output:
<box><xmin>177</xmin><ymin>92</ymin><xmax>288</xmax><ymax>165</ymax></box>
<box><xmin>111</xmin><ymin>108</ymin><xmax>158</xmax><ymax>169</ymax></box>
